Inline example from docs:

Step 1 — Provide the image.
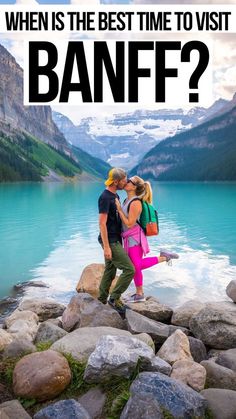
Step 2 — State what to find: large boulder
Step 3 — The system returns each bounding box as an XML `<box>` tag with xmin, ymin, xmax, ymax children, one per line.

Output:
<box><xmin>33</xmin><ymin>399</ymin><xmax>91</xmax><ymax>419</ymax></box>
<box><xmin>121</xmin><ymin>393</ymin><xmax>164</xmax><ymax>419</ymax></box>
<box><xmin>18</xmin><ymin>298</ymin><xmax>65</xmax><ymax>321</ymax></box>
<box><xmin>125</xmin><ymin>309</ymin><xmax>169</xmax><ymax>346</ymax></box>
<box><xmin>84</xmin><ymin>335</ymin><xmax>171</xmax><ymax>383</ymax></box>
<box><xmin>61</xmin><ymin>293</ymin><xmax>124</xmax><ymax>332</ymax></box>
<box><xmin>201</xmin><ymin>360</ymin><xmax>236</xmax><ymax>390</ymax></box>
<box><xmin>3</xmin><ymin>339</ymin><xmax>36</xmax><ymax>359</ymax></box>
<box><xmin>51</xmin><ymin>326</ymin><xmax>151</xmax><ymax>362</ymax></box>
<box><xmin>126</xmin><ymin>372</ymin><xmax>207</xmax><ymax>418</ymax></box>
<box><xmin>126</xmin><ymin>296</ymin><xmax>173</xmax><ymax>323</ymax></box>
<box><xmin>171</xmin><ymin>300</ymin><xmax>205</xmax><ymax>328</ymax></box>
<box><xmin>0</xmin><ymin>400</ymin><xmax>31</xmax><ymax>419</ymax></box>
<box><xmin>226</xmin><ymin>280</ymin><xmax>236</xmax><ymax>302</ymax></box>
<box><xmin>0</xmin><ymin>329</ymin><xmax>13</xmax><ymax>351</ymax></box>
<box><xmin>4</xmin><ymin>310</ymin><xmax>39</xmax><ymax>342</ymax></box>
<box><xmin>188</xmin><ymin>336</ymin><xmax>207</xmax><ymax>363</ymax></box>
<box><xmin>34</xmin><ymin>321</ymin><xmax>68</xmax><ymax>344</ymax></box>
<box><xmin>171</xmin><ymin>359</ymin><xmax>206</xmax><ymax>392</ymax></box>
<box><xmin>157</xmin><ymin>329</ymin><xmax>193</xmax><ymax>365</ymax></box>
<box><xmin>78</xmin><ymin>388</ymin><xmax>106</xmax><ymax>419</ymax></box>
<box><xmin>215</xmin><ymin>348</ymin><xmax>236</xmax><ymax>372</ymax></box>
<box><xmin>201</xmin><ymin>388</ymin><xmax>236</xmax><ymax>419</ymax></box>
<box><xmin>76</xmin><ymin>263</ymin><xmax>118</xmax><ymax>298</ymax></box>
<box><xmin>189</xmin><ymin>301</ymin><xmax>236</xmax><ymax>349</ymax></box>
<box><xmin>13</xmin><ymin>350</ymin><xmax>71</xmax><ymax>401</ymax></box>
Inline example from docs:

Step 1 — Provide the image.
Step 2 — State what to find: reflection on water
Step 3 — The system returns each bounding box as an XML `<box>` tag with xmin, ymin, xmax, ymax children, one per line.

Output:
<box><xmin>0</xmin><ymin>182</ymin><xmax>236</xmax><ymax>308</ymax></box>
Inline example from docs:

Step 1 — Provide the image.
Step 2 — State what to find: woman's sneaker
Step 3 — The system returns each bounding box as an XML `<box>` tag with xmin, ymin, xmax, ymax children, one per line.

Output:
<box><xmin>126</xmin><ymin>294</ymin><xmax>146</xmax><ymax>303</ymax></box>
<box><xmin>160</xmin><ymin>250</ymin><xmax>179</xmax><ymax>265</ymax></box>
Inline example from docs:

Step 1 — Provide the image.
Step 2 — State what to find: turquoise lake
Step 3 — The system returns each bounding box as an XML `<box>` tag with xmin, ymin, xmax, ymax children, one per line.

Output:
<box><xmin>0</xmin><ymin>182</ymin><xmax>236</xmax><ymax>308</ymax></box>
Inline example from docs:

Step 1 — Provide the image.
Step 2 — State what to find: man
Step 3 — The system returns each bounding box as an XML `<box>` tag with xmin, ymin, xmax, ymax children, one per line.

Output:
<box><xmin>98</xmin><ymin>168</ymin><xmax>135</xmax><ymax>313</ymax></box>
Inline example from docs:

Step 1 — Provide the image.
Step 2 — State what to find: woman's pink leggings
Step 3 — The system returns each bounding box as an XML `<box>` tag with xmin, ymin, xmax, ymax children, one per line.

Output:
<box><xmin>128</xmin><ymin>245</ymin><xmax>159</xmax><ymax>287</ymax></box>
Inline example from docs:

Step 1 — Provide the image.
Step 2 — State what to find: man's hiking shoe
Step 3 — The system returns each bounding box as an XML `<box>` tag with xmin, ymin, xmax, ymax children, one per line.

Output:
<box><xmin>160</xmin><ymin>250</ymin><xmax>179</xmax><ymax>265</ymax></box>
<box><xmin>126</xmin><ymin>293</ymin><xmax>146</xmax><ymax>303</ymax></box>
<box><xmin>108</xmin><ymin>297</ymin><xmax>127</xmax><ymax>314</ymax></box>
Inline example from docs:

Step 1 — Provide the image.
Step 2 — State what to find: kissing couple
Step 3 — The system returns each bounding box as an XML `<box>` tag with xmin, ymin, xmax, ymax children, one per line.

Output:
<box><xmin>98</xmin><ymin>168</ymin><xmax>179</xmax><ymax>314</ymax></box>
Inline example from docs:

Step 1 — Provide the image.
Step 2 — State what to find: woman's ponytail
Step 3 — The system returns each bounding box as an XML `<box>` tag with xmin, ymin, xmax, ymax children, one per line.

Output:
<box><xmin>142</xmin><ymin>181</ymin><xmax>153</xmax><ymax>204</ymax></box>
<box><xmin>132</xmin><ymin>176</ymin><xmax>153</xmax><ymax>203</ymax></box>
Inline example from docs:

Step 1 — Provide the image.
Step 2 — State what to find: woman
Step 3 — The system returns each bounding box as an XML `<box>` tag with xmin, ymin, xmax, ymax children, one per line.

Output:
<box><xmin>115</xmin><ymin>176</ymin><xmax>179</xmax><ymax>303</ymax></box>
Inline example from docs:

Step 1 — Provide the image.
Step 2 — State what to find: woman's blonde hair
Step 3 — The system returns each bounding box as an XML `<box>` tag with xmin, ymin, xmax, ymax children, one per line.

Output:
<box><xmin>132</xmin><ymin>176</ymin><xmax>153</xmax><ymax>204</ymax></box>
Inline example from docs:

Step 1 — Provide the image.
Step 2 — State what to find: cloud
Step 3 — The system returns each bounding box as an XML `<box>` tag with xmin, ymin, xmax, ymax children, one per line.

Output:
<box><xmin>70</xmin><ymin>0</ymin><xmax>100</xmax><ymax>4</ymax></box>
<box><xmin>15</xmin><ymin>0</ymin><xmax>39</xmax><ymax>4</ymax></box>
<box><xmin>134</xmin><ymin>0</ymin><xmax>236</xmax><ymax>4</ymax></box>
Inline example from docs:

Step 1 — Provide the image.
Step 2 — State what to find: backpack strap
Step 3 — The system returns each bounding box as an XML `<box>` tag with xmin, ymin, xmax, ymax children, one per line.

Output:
<box><xmin>127</xmin><ymin>198</ymin><xmax>144</xmax><ymax>230</ymax></box>
<box><xmin>127</xmin><ymin>197</ymin><xmax>142</xmax><ymax>213</ymax></box>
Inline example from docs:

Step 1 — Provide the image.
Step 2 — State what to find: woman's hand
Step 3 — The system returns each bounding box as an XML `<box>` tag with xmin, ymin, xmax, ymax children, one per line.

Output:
<box><xmin>115</xmin><ymin>198</ymin><xmax>121</xmax><ymax>212</ymax></box>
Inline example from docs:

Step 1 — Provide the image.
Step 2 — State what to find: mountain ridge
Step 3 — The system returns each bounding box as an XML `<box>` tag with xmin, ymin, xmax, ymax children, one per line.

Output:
<box><xmin>0</xmin><ymin>43</ymin><xmax>111</xmax><ymax>182</ymax></box>
<box><xmin>53</xmin><ymin>98</ymin><xmax>229</xmax><ymax>170</ymax></box>
<box><xmin>131</xmin><ymin>100</ymin><xmax>236</xmax><ymax>181</ymax></box>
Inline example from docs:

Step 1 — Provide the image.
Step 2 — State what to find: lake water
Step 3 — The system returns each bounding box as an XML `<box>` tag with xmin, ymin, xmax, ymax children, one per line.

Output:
<box><xmin>0</xmin><ymin>182</ymin><xmax>236</xmax><ymax>308</ymax></box>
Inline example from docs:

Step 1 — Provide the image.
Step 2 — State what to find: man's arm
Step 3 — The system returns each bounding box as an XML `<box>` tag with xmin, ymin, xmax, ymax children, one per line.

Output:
<box><xmin>99</xmin><ymin>213</ymin><xmax>112</xmax><ymax>260</ymax></box>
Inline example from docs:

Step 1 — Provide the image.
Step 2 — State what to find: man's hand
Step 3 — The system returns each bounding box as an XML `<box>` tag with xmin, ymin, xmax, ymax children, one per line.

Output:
<box><xmin>104</xmin><ymin>246</ymin><xmax>112</xmax><ymax>260</ymax></box>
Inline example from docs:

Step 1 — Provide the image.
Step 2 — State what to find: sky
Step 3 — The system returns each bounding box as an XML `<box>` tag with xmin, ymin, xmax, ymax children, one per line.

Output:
<box><xmin>0</xmin><ymin>0</ymin><xmax>235</xmax><ymax>124</ymax></box>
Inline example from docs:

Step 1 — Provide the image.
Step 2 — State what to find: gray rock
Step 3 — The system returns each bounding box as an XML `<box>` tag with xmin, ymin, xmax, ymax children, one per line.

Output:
<box><xmin>121</xmin><ymin>393</ymin><xmax>163</xmax><ymax>419</ymax></box>
<box><xmin>0</xmin><ymin>400</ymin><xmax>31</xmax><ymax>419</ymax></box>
<box><xmin>207</xmin><ymin>348</ymin><xmax>225</xmax><ymax>360</ymax></box>
<box><xmin>129</xmin><ymin>372</ymin><xmax>207</xmax><ymax>418</ymax></box>
<box><xmin>62</xmin><ymin>293</ymin><xmax>125</xmax><ymax>332</ymax></box>
<box><xmin>34</xmin><ymin>321</ymin><xmax>68</xmax><ymax>344</ymax></box>
<box><xmin>0</xmin><ymin>297</ymin><xmax>17</xmax><ymax>310</ymax></box>
<box><xmin>171</xmin><ymin>300</ymin><xmax>205</xmax><ymax>328</ymax></box>
<box><xmin>148</xmin><ymin>356</ymin><xmax>172</xmax><ymax>376</ymax></box>
<box><xmin>33</xmin><ymin>399</ymin><xmax>91</xmax><ymax>419</ymax></box>
<box><xmin>78</xmin><ymin>388</ymin><xmax>106</xmax><ymax>419</ymax></box>
<box><xmin>201</xmin><ymin>360</ymin><xmax>236</xmax><ymax>390</ymax></box>
<box><xmin>188</xmin><ymin>336</ymin><xmax>207</xmax><ymax>363</ymax></box>
<box><xmin>0</xmin><ymin>329</ymin><xmax>14</xmax><ymax>351</ymax></box>
<box><xmin>135</xmin><ymin>333</ymin><xmax>155</xmax><ymax>350</ymax></box>
<box><xmin>215</xmin><ymin>348</ymin><xmax>236</xmax><ymax>372</ymax></box>
<box><xmin>157</xmin><ymin>329</ymin><xmax>193</xmax><ymax>365</ymax></box>
<box><xmin>18</xmin><ymin>298</ymin><xmax>65</xmax><ymax>322</ymax></box>
<box><xmin>226</xmin><ymin>280</ymin><xmax>236</xmax><ymax>302</ymax></box>
<box><xmin>125</xmin><ymin>296</ymin><xmax>173</xmax><ymax>323</ymax></box>
<box><xmin>84</xmin><ymin>335</ymin><xmax>155</xmax><ymax>383</ymax></box>
<box><xmin>4</xmin><ymin>310</ymin><xmax>39</xmax><ymax>342</ymax></box>
<box><xmin>51</xmin><ymin>326</ymin><xmax>149</xmax><ymax>362</ymax></box>
<box><xmin>14</xmin><ymin>281</ymin><xmax>48</xmax><ymax>291</ymax></box>
<box><xmin>189</xmin><ymin>301</ymin><xmax>236</xmax><ymax>349</ymax></box>
<box><xmin>46</xmin><ymin>317</ymin><xmax>62</xmax><ymax>328</ymax></box>
<box><xmin>168</xmin><ymin>324</ymin><xmax>190</xmax><ymax>336</ymax></box>
<box><xmin>125</xmin><ymin>309</ymin><xmax>169</xmax><ymax>345</ymax></box>
<box><xmin>201</xmin><ymin>388</ymin><xmax>236</xmax><ymax>419</ymax></box>
<box><xmin>3</xmin><ymin>339</ymin><xmax>36</xmax><ymax>359</ymax></box>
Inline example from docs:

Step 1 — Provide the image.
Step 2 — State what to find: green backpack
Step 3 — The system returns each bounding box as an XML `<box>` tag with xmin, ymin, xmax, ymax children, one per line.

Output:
<box><xmin>128</xmin><ymin>199</ymin><xmax>159</xmax><ymax>236</ymax></box>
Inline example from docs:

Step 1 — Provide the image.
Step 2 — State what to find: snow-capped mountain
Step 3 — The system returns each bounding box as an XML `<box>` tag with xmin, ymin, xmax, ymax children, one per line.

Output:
<box><xmin>53</xmin><ymin>99</ymin><xmax>228</xmax><ymax>170</ymax></box>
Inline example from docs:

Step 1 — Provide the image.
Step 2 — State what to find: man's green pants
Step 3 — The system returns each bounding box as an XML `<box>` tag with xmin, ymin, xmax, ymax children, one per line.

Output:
<box><xmin>98</xmin><ymin>241</ymin><xmax>135</xmax><ymax>303</ymax></box>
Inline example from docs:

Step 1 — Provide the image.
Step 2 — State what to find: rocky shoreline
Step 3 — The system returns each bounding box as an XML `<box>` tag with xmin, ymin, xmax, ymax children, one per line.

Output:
<box><xmin>0</xmin><ymin>264</ymin><xmax>236</xmax><ymax>418</ymax></box>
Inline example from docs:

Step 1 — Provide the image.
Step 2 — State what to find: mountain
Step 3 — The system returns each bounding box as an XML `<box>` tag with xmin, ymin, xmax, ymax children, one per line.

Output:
<box><xmin>0</xmin><ymin>44</ymin><xmax>69</xmax><ymax>155</ymax></box>
<box><xmin>0</xmin><ymin>43</ymin><xmax>110</xmax><ymax>182</ymax></box>
<box><xmin>53</xmin><ymin>99</ymin><xmax>228</xmax><ymax>170</ymax></box>
<box><xmin>0</xmin><ymin>122</ymin><xmax>82</xmax><ymax>182</ymax></box>
<box><xmin>131</xmin><ymin>102</ymin><xmax>236</xmax><ymax>181</ymax></box>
